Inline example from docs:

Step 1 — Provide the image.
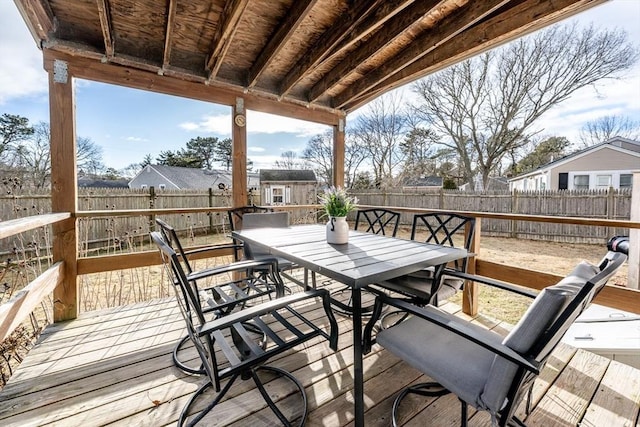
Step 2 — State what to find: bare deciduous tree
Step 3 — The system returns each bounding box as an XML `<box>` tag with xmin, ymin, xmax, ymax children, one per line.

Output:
<box><xmin>413</xmin><ymin>23</ymin><xmax>638</xmax><ymax>189</ymax></box>
<box><xmin>302</xmin><ymin>130</ymin><xmax>366</xmax><ymax>187</ymax></box>
<box><xmin>14</xmin><ymin>122</ymin><xmax>51</xmax><ymax>188</ymax></box>
<box><xmin>579</xmin><ymin>114</ymin><xmax>640</xmax><ymax>147</ymax></box>
<box><xmin>274</xmin><ymin>150</ymin><xmax>306</xmax><ymax>169</ymax></box>
<box><xmin>352</xmin><ymin>93</ymin><xmax>409</xmax><ymax>188</ymax></box>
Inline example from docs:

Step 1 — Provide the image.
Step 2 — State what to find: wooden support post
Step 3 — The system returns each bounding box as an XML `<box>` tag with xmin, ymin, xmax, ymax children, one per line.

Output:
<box><xmin>332</xmin><ymin>118</ymin><xmax>345</xmax><ymax>188</ymax></box>
<box><xmin>232</xmin><ymin>98</ymin><xmax>247</xmax><ymax>207</ymax></box>
<box><xmin>629</xmin><ymin>171</ymin><xmax>639</xmax><ymax>289</ymax></box>
<box><xmin>48</xmin><ymin>59</ymin><xmax>79</xmax><ymax>321</ymax></box>
<box><xmin>462</xmin><ymin>217</ymin><xmax>481</xmax><ymax>316</ymax></box>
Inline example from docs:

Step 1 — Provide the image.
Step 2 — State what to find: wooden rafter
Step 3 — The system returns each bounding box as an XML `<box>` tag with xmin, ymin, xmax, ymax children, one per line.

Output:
<box><xmin>162</xmin><ymin>0</ymin><xmax>178</xmax><ymax>71</ymax></box>
<box><xmin>96</xmin><ymin>0</ymin><xmax>115</xmax><ymax>58</ymax></box>
<box><xmin>278</xmin><ymin>0</ymin><xmax>387</xmax><ymax>97</ymax></box>
<box><xmin>205</xmin><ymin>0</ymin><xmax>249</xmax><ymax>81</ymax></box>
<box><xmin>13</xmin><ymin>0</ymin><xmax>55</xmax><ymax>41</ymax></box>
<box><xmin>308</xmin><ymin>0</ymin><xmax>442</xmax><ymax>102</ymax></box>
<box><xmin>342</xmin><ymin>0</ymin><xmax>602</xmax><ymax>112</ymax></box>
<box><xmin>334</xmin><ymin>0</ymin><xmax>511</xmax><ymax>109</ymax></box>
<box><xmin>247</xmin><ymin>0</ymin><xmax>319</xmax><ymax>88</ymax></box>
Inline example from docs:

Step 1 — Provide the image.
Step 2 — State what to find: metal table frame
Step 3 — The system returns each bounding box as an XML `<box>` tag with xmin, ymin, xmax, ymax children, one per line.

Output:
<box><xmin>233</xmin><ymin>224</ymin><xmax>467</xmax><ymax>427</ymax></box>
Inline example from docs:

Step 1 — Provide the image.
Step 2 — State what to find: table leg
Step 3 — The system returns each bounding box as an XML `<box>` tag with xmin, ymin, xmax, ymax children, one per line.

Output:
<box><xmin>352</xmin><ymin>287</ymin><xmax>364</xmax><ymax>427</ymax></box>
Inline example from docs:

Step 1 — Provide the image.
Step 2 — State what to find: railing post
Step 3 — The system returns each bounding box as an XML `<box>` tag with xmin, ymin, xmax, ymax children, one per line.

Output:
<box><xmin>208</xmin><ymin>187</ymin><xmax>214</xmax><ymax>233</ymax></box>
<box><xmin>149</xmin><ymin>186</ymin><xmax>156</xmax><ymax>231</ymax></box>
<box><xmin>462</xmin><ymin>217</ymin><xmax>481</xmax><ymax>316</ymax></box>
<box><xmin>629</xmin><ymin>171</ymin><xmax>639</xmax><ymax>289</ymax></box>
<box><xmin>48</xmin><ymin>59</ymin><xmax>79</xmax><ymax>321</ymax></box>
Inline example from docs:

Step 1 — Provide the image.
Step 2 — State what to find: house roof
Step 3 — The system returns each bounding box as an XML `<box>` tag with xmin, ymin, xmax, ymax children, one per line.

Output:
<box><xmin>260</xmin><ymin>169</ymin><xmax>317</xmax><ymax>182</ymax></box>
<box><xmin>132</xmin><ymin>165</ymin><xmax>259</xmax><ymax>189</ymax></box>
<box><xmin>509</xmin><ymin>137</ymin><xmax>640</xmax><ymax>181</ymax></box>
<box><xmin>14</xmin><ymin>0</ymin><xmax>601</xmax><ymax>122</ymax></box>
<box><xmin>402</xmin><ymin>176</ymin><xmax>443</xmax><ymax>187</ymax></box>
<box><xmin>78</xmin><ymin>178</ymin><xmax>130</xmax><ymax>189</ymax></box>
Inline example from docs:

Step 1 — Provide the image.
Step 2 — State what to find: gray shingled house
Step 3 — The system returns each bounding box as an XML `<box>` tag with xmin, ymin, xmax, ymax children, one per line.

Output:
<box><xmin>129</xmin><ymin>164</ymin><xmax>260</xmax><ymax>190</ymax></box>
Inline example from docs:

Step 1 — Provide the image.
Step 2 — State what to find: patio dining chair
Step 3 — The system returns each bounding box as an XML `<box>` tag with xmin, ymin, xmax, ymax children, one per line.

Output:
<box><xmin>236</xmin><ymin>210</ymin><xmax>314</xmax><ymax>291</ymax></box>
<box><xmin>363</xmin><ymin>236</ymin><xmax>629</xmax><ymax>427</ymax></box>
<box><xmin>373</xmin><ymin>212</ymin><xmax>475</xmax><ymax>327</ymax></box>
<box><xmin>330</xmin><ymin>208</ymin><xmax>401</xmax><ymax>316</ymax></box>
<box><xmin>152</xmin><ymin>231</ymin><xmax>338</xmax><ymax>426</ymax></box>
<box><xmin>155</xmin><ymin>218</ymin><xmax>278</xmax><ymax>374</ymax></box>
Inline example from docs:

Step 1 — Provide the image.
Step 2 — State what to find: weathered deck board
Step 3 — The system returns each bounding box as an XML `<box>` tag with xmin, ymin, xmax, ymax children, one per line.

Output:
<box><xmin>1</xmin><ymin>286</ymin><xmax>639</xmax><ymax>427</ymax></box>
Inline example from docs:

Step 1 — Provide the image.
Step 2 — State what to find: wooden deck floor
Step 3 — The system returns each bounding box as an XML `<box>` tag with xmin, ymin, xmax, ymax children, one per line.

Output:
<box><xmin>0</xmin><ymin>280</ymin><xmax>639</xmax><ymax>427</ymax></box>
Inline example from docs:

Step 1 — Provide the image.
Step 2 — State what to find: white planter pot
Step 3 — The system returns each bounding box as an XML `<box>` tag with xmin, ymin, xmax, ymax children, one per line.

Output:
<box><xmin>326</xmin><ymin>216</ymin><xmax>349</xmax><ymax>244</ymax></box>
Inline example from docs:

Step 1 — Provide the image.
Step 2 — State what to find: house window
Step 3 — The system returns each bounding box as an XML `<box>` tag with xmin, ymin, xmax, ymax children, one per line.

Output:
<box><xmin>272</xmin><ymin>186</ymin><xmax>285</xmax><ymax>204</ymax></box>
<box><xmin>573</xmin><ymin>175</ymin><xmax>589</xmax><ymax>190</ymax></box>
<box><xmin>159</xmin><ymin>184</ymin><xmax>166</xmax><ymax>190</ymax></box>
<box><xmin>620</xmin><ymin>174</ymin><xmax>633</xmax><ymax>189</ymax></box>
<box><xmin>141</xmin><ymin>184</ymin><xmax>148</xmax><ymax>189</ymax></box>
<box><xmin>595</xmin><ymin>175</ymin><xmax>612</xmax><ymax>190</ymax></box>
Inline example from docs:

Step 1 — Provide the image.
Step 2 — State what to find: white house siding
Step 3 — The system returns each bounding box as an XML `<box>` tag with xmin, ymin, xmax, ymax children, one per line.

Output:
<box><xmin>549</xmin><ymin>147</ymin><xmax>639</xmax><ymax>190</ymax></box>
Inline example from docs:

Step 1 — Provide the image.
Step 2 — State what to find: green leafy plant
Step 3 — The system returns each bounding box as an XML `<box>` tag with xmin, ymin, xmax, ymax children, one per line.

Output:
<box><xmin>318</xmin><ymin>186</ymin><xmax>358</xmax><ymax>217</ymax></box>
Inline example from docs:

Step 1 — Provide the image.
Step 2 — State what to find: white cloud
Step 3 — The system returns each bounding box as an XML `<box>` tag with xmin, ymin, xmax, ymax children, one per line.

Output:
<box><xmin>126</xmin><ymin>136</ymin><xmax>149</xmax><ymax>142</ymax></box>
<box><xmin>248</xmin><ymin>146</ymin><xmax>266</xmax><ymax>152</ymax></box>
<box><xmin>0</xmin><ymin>3</ymin><xmax>49</xmax><ymax>104</ymax></box>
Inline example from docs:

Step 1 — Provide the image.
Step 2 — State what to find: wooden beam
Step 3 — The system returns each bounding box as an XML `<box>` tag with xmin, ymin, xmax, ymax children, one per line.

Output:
<box><xmin>232</xmin><ymin>100</ymin><xmax>248</xmax><ymax>207</ymax></box>
<box><xmin>279</xmin><ymin>0</ymin><xmax>386</xmax><ymax>97</ymax></box>
<box><xmin>161</xmin><ymin>0</ymin><xmax>178</xmax><ymax>70</ymax></box>
<box><xmin>247</xmin><ymin>0</ymin><xmax>318</xmax><ymax>88</ymax></box>
<box><xmin>95</xmin><ymin>0</ymin><xmax>115</xmax><ymax>58</ymax></box>
<box><xmin>332</xmin><ymin>120</ymin><xmax>345</xmax><ymax>187</ymax></box>
<box><xmin>462</xmin><ymin>218</ymin><xmax>482</xmax><ymax>316</ymax></box>
<box><xmin>205</xmin><ymin>0</ymin><xmax>249</xmax><ymax>81</ymax></box>
<box><xmin>343</xmin><ymin>0</ymin><xmax>604</xmax><ymax>111</ymax></box>
<box><xmin>77</xmin><ymin>246</ymin><xmax>236</xmax><ymax>275</ymax></box>
<box><xmin>0</xmin><ymin>213</ymin><xmax>70</xmax><ymax>240</ymax></box>
<box><xmin>334</xmin><ymin>0</ymin><xmax>510</xmax><ymax>109</ymax></box>
<box><xmin>42</xmin><ymin>49</ymin><xmax>343</xmax><ymax>126</ymax></box>
<box><xmin>47</xmin><ymin>61</ymin><xmax>79</xmax><ymax>322</ymax></box>
<box><xmin>0</xmin><ymin>262</ymin><xmax>64</xmax><ymax>342</ymax></box>
<box><xmin>308</xmin><ymin>0</ymin><xmax>442</xmax><ymax>102</ymax></box>
<box><xmin>13</xmin><ymin>0</ymin><xmax>55</xmax><ymax>42</ymax></box>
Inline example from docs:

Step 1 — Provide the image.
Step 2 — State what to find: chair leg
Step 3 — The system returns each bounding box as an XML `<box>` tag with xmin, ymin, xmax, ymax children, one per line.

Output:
<box><xmin>252</xmin><ymin>366</ymin><xmax>308</xmax><ymax>427</ymax></box>
<box><xmin>460</xmin><ymin>399</ymin><xmax>468</xmax><ymax>427</ymax></box>
<box><xmin>391</xmin><ymin>382</ymin><xmax>450</xmax><ymax>427</ymax></box>
<box><xmin>173</xmin><ymin>334</ymin><xmax>205</xmax><ymax>375</ymax></box>
<box><xmin>179</xmin><ymin>374</ymin><xmax>239</xmax><ymax>427</ymax></box>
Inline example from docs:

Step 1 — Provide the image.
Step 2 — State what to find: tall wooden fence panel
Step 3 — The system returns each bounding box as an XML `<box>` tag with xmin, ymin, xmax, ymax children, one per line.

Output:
<box><xmin>353</xmin><ymin>189</ymin><xmax>632</xmax><ymax>244</ymax></box>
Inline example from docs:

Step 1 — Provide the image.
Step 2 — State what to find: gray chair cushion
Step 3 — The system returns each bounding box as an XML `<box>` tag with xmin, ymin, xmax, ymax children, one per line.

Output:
<box><xmin>479</xmin><ymin>260</ymin><xmax>598</xmax><ymax>412</ymax></box>
<box><xmin>377</xmin><ymin>309</ymin><xmax>502</xmax><ymax>406</ymax></box>
<box><xmin>240</xmin><ymin>212</ymin><xmax>293</xmax><ymax>269</ymax></box>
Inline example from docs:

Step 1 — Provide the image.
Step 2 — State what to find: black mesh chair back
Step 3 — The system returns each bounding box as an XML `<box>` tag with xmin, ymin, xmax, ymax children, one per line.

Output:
<box><xmin>227</xmin><ymin>205</ymin><xmax>273</xmax><ymax>232</ymax></box>
<box><xmin>151</xmin><ymin>231</ymin><xmax>338</xmax><ymax>426</ymax></box>
<box><xmin>354</xmin><ymin>208</ymin><xmax>401</xmax><ymax>237</ymax></box>
<box><xmin>410</xmin><ymin>212</ymin><xmax>475</xmax><ymax>275</ymax></box>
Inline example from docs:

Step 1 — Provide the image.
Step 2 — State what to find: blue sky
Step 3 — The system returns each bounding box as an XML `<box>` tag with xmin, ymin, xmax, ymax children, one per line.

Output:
<box><xmin>1</xmin><ymin>1</ymin><xmax>639</xmax><ymax>172</ymax></box>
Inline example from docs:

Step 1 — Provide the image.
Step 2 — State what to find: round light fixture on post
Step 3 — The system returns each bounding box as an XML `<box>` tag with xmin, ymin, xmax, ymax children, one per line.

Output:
<box><xmin>234</xmin><ymin>114</ymin><xmax>246</xmax><ymax>127</ymax></box>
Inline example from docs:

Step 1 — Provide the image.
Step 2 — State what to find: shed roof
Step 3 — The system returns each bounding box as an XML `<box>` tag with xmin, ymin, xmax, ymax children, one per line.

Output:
<box><xmin>15</xmin><ymin>0</ymin><xmax>601</xmax><ymax>123</ymax></box>
<box><xmin>260</xmin><ymin>169</ymin><xmax>317</xmax><ymax>182</ymax></box>
<box><xmin>403</xmin><ymin>176</ymin><xmax>443</xmax><ymax>187</ymax></box>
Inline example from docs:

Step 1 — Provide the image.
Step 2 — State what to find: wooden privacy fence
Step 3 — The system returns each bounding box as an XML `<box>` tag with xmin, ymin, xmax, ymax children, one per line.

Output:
<box><xmin>352</xmin><ymin>188</ymin><xmax>632</xmax><ymax>244</ymax></box>
<box><xmin>0</xmin><ymin>187</ymin><xmax>632</xmax><ymax>252</ymax></box>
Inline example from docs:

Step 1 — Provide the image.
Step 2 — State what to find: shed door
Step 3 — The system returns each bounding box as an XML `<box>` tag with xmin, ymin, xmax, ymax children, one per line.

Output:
<box><xmin>558</xmin><ymin>173</ymin><xmax>568</xmax><ymax>190</ymax></box>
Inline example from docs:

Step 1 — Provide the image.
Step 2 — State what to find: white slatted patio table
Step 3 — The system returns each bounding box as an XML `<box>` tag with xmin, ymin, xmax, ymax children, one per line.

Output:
<box><xmin>233</xmin><ymin>224</ymin><xmax>467</xmax><ymax>427</ymax></box>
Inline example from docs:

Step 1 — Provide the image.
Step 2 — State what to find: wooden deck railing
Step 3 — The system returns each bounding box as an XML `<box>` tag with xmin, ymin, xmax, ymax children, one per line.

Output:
<box><xmin>1</xmin><ymin>204</ymin><xmax>639</xmax><ymax>340</ymax></box>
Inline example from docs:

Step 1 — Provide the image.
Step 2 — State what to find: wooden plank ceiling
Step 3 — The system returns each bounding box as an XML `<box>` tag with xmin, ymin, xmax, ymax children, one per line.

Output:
<box><xmin>14</xmin><ymin>0</ymin><xmax>605</xmax><ymax>123</ymax></box>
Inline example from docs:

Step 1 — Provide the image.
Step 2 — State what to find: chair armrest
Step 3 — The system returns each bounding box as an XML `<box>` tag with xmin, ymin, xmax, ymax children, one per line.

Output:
<box><xmin>186</xmin><ymin>258</ymin><xmax>280</xmax><ymax>282</ymax></box>
<box><xmin>367</xmin><ymin>294</ymin><xmax>540</xmax><ymax>374</ymax></box>
<box><xmin>444</xmin><ymin>269</ymin><xmax>537</xmax><ymax>299</ymax></box>
<box><xmin>182</xmin><ymin>242</ymin><xmax>242</xmax><ymax>258</ymax></box>
<box><xmin>199</xmin><ymin>289</ymin><xmax>339</xmax><ymax>350</ymax></box>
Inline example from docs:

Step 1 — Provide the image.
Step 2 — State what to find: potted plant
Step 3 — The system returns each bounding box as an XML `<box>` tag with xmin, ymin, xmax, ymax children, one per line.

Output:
<box><xmin>318</xmin><ymin>186</ymin><xmax>358</xmax><ymax>244</ymax></box>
